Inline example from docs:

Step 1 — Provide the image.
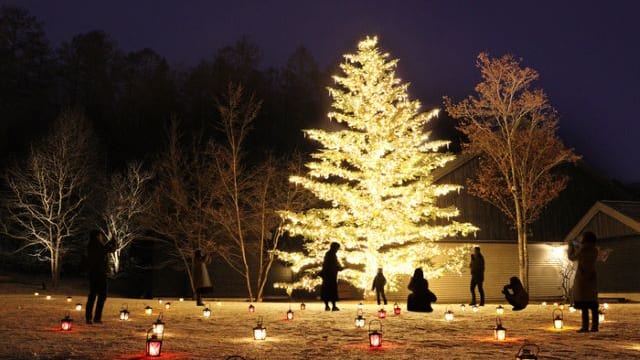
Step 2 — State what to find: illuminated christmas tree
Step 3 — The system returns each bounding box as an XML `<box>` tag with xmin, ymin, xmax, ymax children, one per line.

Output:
<box><xmin>275</xmin><ymin>36</ymin><xmax>478</xmax><ymax>294</ymax></box>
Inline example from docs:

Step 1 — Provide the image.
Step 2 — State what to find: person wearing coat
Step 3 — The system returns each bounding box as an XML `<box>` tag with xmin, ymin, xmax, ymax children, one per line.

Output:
<box><xmin>192</xmin><ymin>249</ymin><xmax>213</xmax><ymax>306</ymax></box>
<box><xmin>501</xmin><ymin>276</ymin><xmax>529</xmax><ymax>311</ymax></box>
<box><xmin>320</xmin><ymin>242</ymin><xmax>343</xmax><ymax>311</ymax></box>
<box><xmin>371</xmin><ymin>267</ymin><xmax>388</xmax><ymax>305</ymax></box>
<box><xmin>85</xmin><ymin>229</ymin><xmax>116</xmax><ymax>324</ymax></box>
<box><xmin>407</xmin><ymin>267</ymin><xmax>437</xmax><ymax>312</ymax></box>
<box><xmin>568</xmin><ymin>231</ymin><xmax>599</xmax><ymax>333</ymax></box>
<box><xmin>469</xmin><ymin>246</ymin><xmax>485</xmax><ymax>306</ymax></box>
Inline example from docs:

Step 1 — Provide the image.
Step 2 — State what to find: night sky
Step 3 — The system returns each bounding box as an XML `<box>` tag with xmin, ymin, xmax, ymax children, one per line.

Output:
<box><xmin>10</xmin><ymin>0</ymin><xmax>640</xmax><ymax>183</ymax></box>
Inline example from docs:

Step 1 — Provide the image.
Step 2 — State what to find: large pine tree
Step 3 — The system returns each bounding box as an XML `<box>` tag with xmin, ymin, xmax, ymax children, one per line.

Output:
<box><xmin>276</xmin><ymin>37</ymin><xmax>477</xmax><ymax>294</ymax></box>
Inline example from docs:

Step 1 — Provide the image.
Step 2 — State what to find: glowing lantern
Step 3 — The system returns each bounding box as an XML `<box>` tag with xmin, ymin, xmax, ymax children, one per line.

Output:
<box><xmin>541</xmin><ymin>302</ymin><xmax>547</xmax><ymax>307</ymax></box>
<box><xmin>553</xmin><ymin>308</ymin><xmax>563</xmax><ymax>329</ymax></box>
<box><xmin>75</xmin><ymin>303</ymin><xmax>82</xmax><ymax>311</ymax></box>
<box><xmin>598</xmin><ymin>308</ymin><xmax>605</xmax><ymax>322</ymax></box>
<box><xmin>157</xmin><ymin>299</ymin><xmax>163</xmax><ymax>304</ymax></box>
<box><xmin>355</xmin><ymin>309</ymin><xmax>366</xmax><ymax>328</ymax></box>
<box><xmin>393</xmin><ymin>302</ymin><xmax>401</xmax><ymax>315</ymax></box>
<box><xmin>496</xmin><ymin>305</ymin><xmax>504</xmax><ymax>315</ymax></box>
<box><xmin>559</xmin><ymin>304</ymin><xmax>565</xmax><ymax>310</ymax></box>
<box><xmin>494</xmin><ymin>317</ymin><xmax>507</xmax><ymax>341</ymax></box>
<box><xmin>146</xmin><ymin>328</ymin><xmax>163</xmax><ymax>357</ymax></box>
<box><xmin>472</xmin><ymin>305</ymin><xmax>479</xmax><ymax>313</ymax></box>
<box><xmin>34</xmin><ymin>292</ymin><xmax>39</xmax><ymax>296</ymax></box>
<box><xmin>66</xmin><ymin>296</ymin><xmax>72</xmax><ymax>303</ymax></box>
<box><xmin>60</xmin><ymin>312</ymin><xmax>73</xmax><ymax>331</ymax></box>
<box><xmin>46</xmin><ymin>295</ymin><xmax>52</xmax><ymax>300</ymax></box>
<box><xmin>145</xmin><ymin>306</ymin><xmax>153</xmax><ymax>316</ymax></box>
<box><xmin>203</xmin><ymin>305</ymin><xmax>211</xmax><ymax>318</ymax></box>
<box><xmin>152</xmin><ymin>313</ymin><xmax>165</xmax><ymax>335</ymax></box>
<box><xmin>179</xmin><ymin>297</ymin><xmax>184</xmax><ymax>302</ymax></box>
<box><xmin>164</xmin><ymin>302</ymin><xmax>171</xmax><ymax>310</ymax></box>
<box><xmin>248</xmin><ymin>304</ymin><xmax>255</xmax><ymax>313</ymax></box>
<box><xmin>515</xmin><ymin>343</ymin><xmax>539</xmax><ymax>359</ymax></box>
<box><xmin>300</xmin><ymin>302</ymin><xmax>306</xmax><ymax>311</ymax></box>
<box><xmin>119</xmin><ymin>304</ymin><xmax>130</xmax><ymax>321</ymax></box>
<box><xmin>286</xmin><ymin>309</ymin><xmax>294</xmax><ymax>321</ymax></box>
<box><xmin>368</xmin><ymin>320</ymin><xmax>383</xmax><ymax>347</ymax></box>
<box><xmin>357</xmin><ymin>302</ymin><xmax>364</xmax><ymax>311</ymax></box>
<box><xmin>377</xmin><ymin>308</ymin><xmax>387</xmax><ymax>319</ymax></box>
<box><xmin>253</xmin><ymin>316</ymin><xmax>266</xmax><ymax>340</ymax></box>
<box><xmin>444</xmin><ymin>307</ymin><xmax>454</xmax><ymax>321</ymax></box>
<box><xmin>569</xmin><ymin>306</ymin><xmax>576</xmax><ymax>313</ymax></box>
<box><xmin>460</xmin><ymin>304</ymin><xmax>466</xmax><ymax>311</ymax></box>
<box><xmin>603</xmin><ymin>302</ymin><xmax>609</xmax><ymax>310</ymax></box>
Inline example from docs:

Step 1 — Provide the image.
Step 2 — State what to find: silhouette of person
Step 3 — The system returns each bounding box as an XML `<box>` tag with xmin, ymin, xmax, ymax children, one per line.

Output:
<box><xmin>320</xmin><ymin>242</ymin><xmax>343</xmax><ymax>311</ymax></box>
<box><xmin>407</xmin><ymin>268</ymin><xmax>437</xmax><ymax>312</ymax></box>
<box><xmin>569</xmin><ymin>231</ymin><xmax>599</xmax><ymax>332</ymax></box>
<box><xmin>192</xmin><ymin>249</ymin><xmax>212</xmax><ymax>306</ymax></box>
<box><xmin>502</xmin><ymin>276</ymin><xmax>529</xmax><ymax>311</ymax></box>
<box><xmin>371</xmin><ymin>267</ymin><xmax>388</xmax><ymax>305</ymax></box>
<box><xmin>469</xmin><ymin>246</ymin><xmax>485</xmax><ymax>306</ymax></box>
<box><xmin>85</xmin><ymin>229</ymin><xmax>116</xmax><ymax>324</ymax></box>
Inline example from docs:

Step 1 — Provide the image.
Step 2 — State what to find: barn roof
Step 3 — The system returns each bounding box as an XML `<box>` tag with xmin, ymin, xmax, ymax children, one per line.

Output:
<box><xmin>564</xmin><ymin>201</ymin><xmax>640</xmax><ymax>241</ymax></box>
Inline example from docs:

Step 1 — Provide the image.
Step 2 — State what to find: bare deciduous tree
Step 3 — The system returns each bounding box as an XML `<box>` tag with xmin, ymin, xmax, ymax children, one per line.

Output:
<box><xmin>102</xmin><ymin>161</ymin><xmax>153</xmax><ymax>275</ymax></box>
<box><xmin>445</xmin><ymin>53</ymin><xmax>580</xmax><ymax>290</ymax></box>
<box><xmin>2</xmin><ymin>111</ymin><xmax>94</xmax><ymax>287</ymax></box>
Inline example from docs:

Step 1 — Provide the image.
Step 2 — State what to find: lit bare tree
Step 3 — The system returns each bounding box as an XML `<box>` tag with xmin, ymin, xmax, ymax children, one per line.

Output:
<box><xmin>208</xmin><ymin>84</ymin><xmax>311</xmax><ymax>301</ymax></box>
<box><xmin>445</xmin><ymin>53</ymin><xmax>580</xmax><ymax>290</ymax></box>
<box><xmin>102</xmin><ymin>161</ymin><xmax>154</xmax><ymax>275</ymax></box>
<box><xmin>2</xmin><ymin>111</ymin><xmax>94</xmax><ymax>287</ymax></box>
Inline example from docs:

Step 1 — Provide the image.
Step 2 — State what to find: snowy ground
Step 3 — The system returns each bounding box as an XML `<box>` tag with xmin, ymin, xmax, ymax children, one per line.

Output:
<box><xmin>0</xmin><ymin>286</ymin><xmax>639</xmax><ymax>359</ymax></box>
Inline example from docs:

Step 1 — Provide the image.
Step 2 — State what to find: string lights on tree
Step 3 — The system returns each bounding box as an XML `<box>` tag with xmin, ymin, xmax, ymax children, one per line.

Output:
<box><xmin>275</xmin><ymin>36</ymin><xmax>477</xmax><ymax>294</ymax></box>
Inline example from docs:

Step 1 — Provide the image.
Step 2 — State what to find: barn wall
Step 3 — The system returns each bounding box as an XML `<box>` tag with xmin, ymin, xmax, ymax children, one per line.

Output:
<box><xmin>595</xmin><ymin>235</ymin><xmax>640</xmax><ymax>293</ymax></box>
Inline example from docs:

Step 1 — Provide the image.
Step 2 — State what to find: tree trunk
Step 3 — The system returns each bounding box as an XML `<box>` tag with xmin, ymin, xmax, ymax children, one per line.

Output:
<box><xmin>51</xmin><ymin>250</ymin><xmax>60</xmax><ymax>288</ymax></box>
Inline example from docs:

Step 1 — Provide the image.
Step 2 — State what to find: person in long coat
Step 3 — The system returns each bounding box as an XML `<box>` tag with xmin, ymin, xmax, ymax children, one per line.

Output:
<box><xmin>407</xmin><ymin>267</ymin><xmax>437</xmax><ymax>312</ymax></box>
<box><xmin>501</xmin><ymin>276</ymin><xmax>529</xmax><ymax>311</ymax></box>
<box><xmin>192</xmin><ymin>249</ymin><xmax>212</xmax><ymax>306</ymax></box>
<box><xmin>320</xmin><ymin>242</ymin><xmax>343</xmax><ymax>311</ymax></box>
<box><xmin>86</xmin><ymin>229</ymin><xmax>116</xmax><ymax>324</ymax></box>
<box><xmin>371</xmin><ymin>267</ymin><xmax>388</xmax><ymax>305</ymax></box>
<box><xmin>568</xmin><ymin>231</ymin><xmax>599</xmax><ymax>332</ymax></box>
<box><xmin>469</xmin><ymin>246</ymin><xmax>485</xmax><ymax>306</ymax></box>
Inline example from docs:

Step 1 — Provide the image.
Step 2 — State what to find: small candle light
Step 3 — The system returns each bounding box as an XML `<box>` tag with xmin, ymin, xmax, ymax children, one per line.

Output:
<box><xmin>393</xmin><ymin>302</ymin><xmax>401</xmax><ymax>315</ymax></box>
<box><xmin>444</xmin><ymin>308</ymin><xmax>454</xmax><ymax>321</ymax></box>
<box><xmin>472</xmin><ymin>305</ymin><xmax>479</xmax><ymax>313</ymax></box>
<box><xmin>253</xmin><ymin>316</ymin><xmax>266</xmax><ymax>340</ymax></box>
<box><xmin>598</xmin><ymin>308</ymin><xmax>605</xmax><ymax>322</ymax></box>
<box><xmin>179</xmin><ymin>297</ymin><xmax>184</xmax><ymax>302</ymax></box>
<box><xmin>157</xmin><ymin>299</ymin><xmax>163</xmax><ymax>304</ymax></box>
<box><xmin>248</xmin><ymin>304</ymin><xmax>255</xmax><ymax>313</ymax></box>
<box><xmin>164</xmin><ymin>302</ymin><xmax>171</xmax><ymax>310</ymax></box>
<box><xmin>368</xmin><ymin>320</ymin><xmax>383</xmax><ymax>347</ymax></box>
<box><xmin>152</xmin><ymin>313</ymin><xmax>165</xmax><ymax>335</ymax></box>
<box><xmin>494</xmin><ymin>317</ymin><xmax>507</xmax><ymax>341</ymax></box>
<box><xmin>145</xmin><ymin>306</ymin><xmax>153</xmax><ymax>316</ymax></box>
<box><xmin>355</xmin><ymin>309</ymin><xmax>365</xmax><ymax>328</ymax></box>
<box><xmin>203</xmin><ymin>305</ymin><xmax>211</xmax><ymax>318</ymax></box>
<box><xmin>357</xmin><ymin>302</ymin><xmax>364</xmax><ymax>311</ymax></box>
<box><xmin>300</xmin><ymin>302</ymin><xmax>306</xmax><ymax>311</ymax></box>
<box><xmin>66</xmin><ymin>296</ymin><xmax>72</xmax><ymax>303</ymax></box>
<box><xmin>460</xmin><ymin>304</ymin><xmax>466</xmax><ymax>311</ymax></box>
<box><xmin>496</xmin><ymin>305</ymin><xmax>504</xmax><ymax>315</ymax></box>
<box><xmin>377</xmin><ymin>308</ymin><xmax>386</xmax><ymax>319</ymax></box>
<box><xmin>60</xmin><ymin>312</ymin><xmax>73</xmax><ymax>331</ymax></box>
<box><xmin>603</xmin><ymin>302</ymin><xmax>609</xmax><ymax>310</ymax></box>
<box><xmin>541</xmin><ymin>301</ymin><xmax>547</xmax><ymax>306</ymax></box>
<box><xmin>75</xmin><ymin>303</ymin><xmax>82</xmax><ymax>311</ymax></box>
<box><xmin>146</xmin><ymin>328</ymin><xmax>163</xmax><ymax>357</ymax></box>
<box><xmin>34</xmin><ymin>292</ymin><xmax>39</xmax><ymax>296</ymax></box>
<box><xmin>286</xmin><ymin>309</ymin><xmax>294</xmax><ymax>320</ymax></box>
<box><xmin>119</xmin><ymin>304</ymin><xmax>130</xmax><ymax>321</ymax></box>
<box><xmin>569</xmin><ymin>306</ymin><xmax>576</xmax><ymax>313</ymax></box>
<box><xmin>46</xmin><ymin>295</ymin><xmax>52</xmax><ymax>300</ymax></box>
<box><xmin>515</xmin><ymin>343</ymin><xmax>539</xmax><ymax>359</ymax></box>
<box><xmin>553</xmin><ymin>308</ymin><xmax>563</xmax><ymax>329</ymax></box>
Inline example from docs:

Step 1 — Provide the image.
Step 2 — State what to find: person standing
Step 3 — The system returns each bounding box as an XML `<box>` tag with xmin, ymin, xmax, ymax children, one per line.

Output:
<box><xmin>568</xmin><ymin>231</ymin><xmax>599</xmax><ymax>333</ymax></box>
<box><xmin>371</xmin><ymin>267</ymin><xmax>388</xmax><ymax>306</ymax></box>
<box><xmin>320</xmin><ymin>242</ymin><xmax>343</xmax><ymax>311</ymax></box>
<box><xmin>192</xmin><ymin>249</ymin><xmax>212</xmax><ymax>306</ymax></box>
<box><xmin>86</xmin><ymin>230</ymin><xmax>116</xmax><ymax>324</ymax></box>
<box><xmin>469</xmin><ymin>246</ymin><xmax>485</xmax><ymax>306</ymax></box>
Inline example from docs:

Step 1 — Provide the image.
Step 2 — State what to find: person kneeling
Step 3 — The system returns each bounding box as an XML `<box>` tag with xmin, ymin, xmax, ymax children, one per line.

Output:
<box><xmin>502</xmin><ymin>276</ymin><xmax>529</xmax><ymax>311</ymax></box>
<box><xmin>407</xmin><ymin>268</ymin><xmax>437</xmax><ymax>312</ymax></box>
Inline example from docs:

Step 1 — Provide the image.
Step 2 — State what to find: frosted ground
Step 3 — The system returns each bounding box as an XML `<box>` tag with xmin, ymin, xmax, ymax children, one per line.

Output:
<box><xmin>0</xmin><ymin>286</ymin><xmax>639</xmax><ymax>359</ymax></box>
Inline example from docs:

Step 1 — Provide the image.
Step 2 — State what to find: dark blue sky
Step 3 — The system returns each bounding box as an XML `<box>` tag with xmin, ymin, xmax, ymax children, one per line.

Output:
<box><xmin>10</xmin><ymin>0</ymin><xmax>640</xmax><ymax>183</ymax></box>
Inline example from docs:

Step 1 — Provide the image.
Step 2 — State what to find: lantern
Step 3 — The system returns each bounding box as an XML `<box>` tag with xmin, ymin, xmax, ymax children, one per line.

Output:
<box><xmin>444</xmin><ymin>307</ymin><xmax>454</xmax><ymax>321</ymax></box>
<box><xmin>515</xmin><ymin>343</ymin><xmax>539</xmax><ymax>360</ymax></box>
<box><xmin>460</xmin><ymin>304</ymin><xmax>466</xmax><ymax>311</ymax></box>
<box><xmin>179</xmin><ymin>297</ymin><xmax>184</xmax><ymax>302</ymax></box>
<box><xmin>553</xmin><ymin>308</ymin><xmax>563</xmax><ymax>329</ymax></box>
<box><xmin>300</xmin><ymin>302</ymin><xmax>306</xmax><ymax>311</ymax></box>
<box><xmin>472</xmin><ymin>305</ymin><xmax>479</xmax><ymax>313</ymax></box>
<box><xmin>368</xmin><ymin>320</ymin><xmax>383</xmax><ymax>347</ymax></box>
<box><xmin>145</xmin><ymin>306</ymin><xmax>153</xmax><ymax>316</ymax></box>
<box><xmin>248</xmin><ymin>304</ymin><xmax>255</xmax><ymax>313</ymax></box>
<box><xmin>75</xmin><ymin>303</ymin><xmax>82</xmax><ymax>311</ymax></box>
<box><xmin>494</xmin><ymin>317</ymin><xmax>507</xmax><ymax>341</ymax></box>
<box><xmin>355</xmin><ymin>309</ymin><xmax>366</xmax><ymax>328</ymax></box>
<box><xmin>603</xmin><ymin>302</ymin><xmax>609</xmax><ymax>310</ymax></box>
<box><xmin>569</xmin><ymin>305</ymin><xmax>576</xmax><ymax>313</ymax></box>
<box><xmin>164</xmin><ymin>302</ymin><xmax>171</xmax><ymax>310</ymax></box>
<box><xmin>157</xmin><ymin>299</ymin><xmax>163</xmax><ymax>304</ymax></box>
<box><xmin>286</xmin><ymin>309</ymin><xmax>294</xmax><ymax>321</ymax></box>
<box><xmin>60</xmin><ymin>312</ymin><xmax>73</xmax><ymax>331</ymax></box>
<box><xmin>553</xmin><ymin>302</ymin><xmax>558</xmax><ymax>307</ymax></box>
<box><xmin>598</xmin><ymin>308</ymin><xmax>605</xmax><ymax>322</ymax></box>
<box><xmin>66</xmin><ymin>296</ymin><xmax>72</xmax><ymax>303</ymax></box>
<box><xmin>34</xmin><ymin>292</ymin><xmax>39</xmax><ymax>296</ymax></box>
<box><xmin>146</xmin><ymin>328</ymin><xmax>163</xmax><ymax>357</ymax></box>
<box><xmin>46</xmin><ymin>295</ymin><xmax>52</xmax><ymax>300</ymax></box>
<box><xmin>203</xmin><ymin>305</ymin><xmax>211</xmax><ymax>318</ymax></box>
<box><xmin>120</xmin><ymin>304</ymin><xmax>130</xmax><ymax>321</ymax></box>
<box><xmin>393</xmin><ymin>302</ymin><xmax>401</xmax><ymax>315</ymax></box>
<box><xmin>559</xmin><ymin>304</ymin><xmax>565</xmax><ymax>310</ymax></box>
<box><xmin>541</xmin><ymin>301</ymin><xmax>547</xmax><ymax>306</ymax></box>
<box><xmin>377</xmin><ymin>308</ymin><xmax>386</xmax><ymax>319</ymax></box>
<box><xmin>357</xmin><ymin>302</ymin><xmax>364</xmax><ymax>311</ymax></box>
<box><xmin>152</xmin><ymin>313</ymin><xmax>165</xmax><ymax>335</ymax></box>
<box><xmin>253</xmin><ymin>316</ymin><xmax>266</xmax><ymax>340</ymax></box>
<box><xmin>496</xmin><ymin>305</ymin><xmax>504</xmax><ymax>315</ymax></box>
